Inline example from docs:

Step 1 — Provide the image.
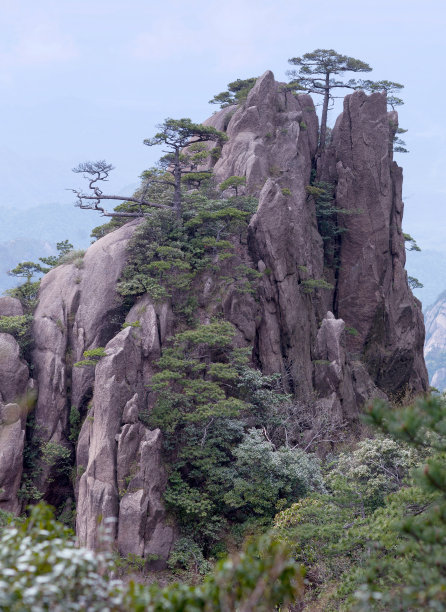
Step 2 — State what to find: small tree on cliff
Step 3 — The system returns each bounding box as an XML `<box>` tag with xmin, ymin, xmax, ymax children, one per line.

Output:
<box><xmin>358</xmin><ymin>79</ymin><xmax>404</xmax><ymax>110</ymax></box>
<box><xmin>71</xmin><ymin>160</ymin><xmax>171</xmax><ymax>218</ymax></box>
<box><xmin>71</xmin><ymin>119</ymin><xmax>227</xmax><ymax>220</ymax></box>
<box><xmin>209</xmin><ymin>77</ymin><xmax>258</xmax><ymax>108</ymax></box>
<box><xmin>287</xmin><ymin>49</ymin><xmax>372</xmax><ymax>153</ymax></box>
<box><xmin>144</xmin><ymin>118</ymin><xmax>228</xmax><ymax>219</ymax></box>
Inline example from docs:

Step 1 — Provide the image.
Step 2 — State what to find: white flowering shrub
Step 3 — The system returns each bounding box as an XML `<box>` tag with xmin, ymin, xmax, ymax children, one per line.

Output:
<box><xmin>0</xmin><ymin>504</ymin><xmax>124</xmax><ymax>611</ymax></box>
<box><xmin>0</xmin><ymin>503</ymin><xmax>303</xmax><ymax>611</ymax></box>
<box><xmin>331</xmin><ymin>436</ymin><xmax>419</xmax><ymax>510</ymax></box>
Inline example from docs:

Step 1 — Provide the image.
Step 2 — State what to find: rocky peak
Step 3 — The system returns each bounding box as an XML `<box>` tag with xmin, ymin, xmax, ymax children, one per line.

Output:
<box><xmin>327</xmin><ymin>90</ymin><xmax>427</xmax><ymax>394</ymax></box>
<box><xmin>0</xmin><ymin>70</ymin><xmax>428</xmax><ymax>565</ymax></box>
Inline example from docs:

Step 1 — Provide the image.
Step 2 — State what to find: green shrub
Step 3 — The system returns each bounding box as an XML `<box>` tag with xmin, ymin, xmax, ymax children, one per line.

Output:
<box><xmin>116</xmin><ymin>192</ymin><xmax>257</xmax><ymax>316</ymax></box>
<box><xmin>73</xmin><ymin>347</ymin><xmax>107</xmax><ymax>368</ymax></box>
<box><xmin>225</xmin><ymin>429</ymin><xmax>325</xmax><ymax>520</ymax></box>
<box><xmin>41</xmin><ymin>441</ymin><xmax>71</xmax><ymax>476</ymax></box>
<box><xmin>121</xmin><ymin>320</ymin><xmax>141</xmax><ymax>329</ymax></box>
<box><xmin>0</xmin><ymin>503</ymin><xmax>303</xmax><ymax>611</ymax></box>
<box><xmin>68</xmin><ymin>406</ymin><xmax>81</xmax><ymax>443</ymax></box>
<box><xmin>300</xmin><ymin>278</ymin><xmax>334</xmax><ymax>293</ymax></box>
<box><xmin>5</xmin><ymin>282</ymin><xmax>40</xmax><ymax>314</ymax></box>
<box><xmin>0</xmin><ymin>314</ymin><xmax>33</xmax><ymax>357</ymax></box>
<box><xmin>168</xmin><ymin>537</ymin><xmax>212</xmax><ymax>575</ymax></box>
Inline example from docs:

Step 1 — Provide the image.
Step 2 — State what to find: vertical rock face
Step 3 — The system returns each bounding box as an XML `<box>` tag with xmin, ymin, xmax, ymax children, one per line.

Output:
<box><xmin>32</xmin><ymin>220</ymin><xmax>142</xmax><ymax>450</ymax></box>
<box><xmin>424</xmin><ymin>290</ymin><xmax>446</xmax><ymax>391</ymax></box>
<box><xmin>30</xmin><ymin>221</ymin><xmax>174</xmax><ymax>564</ymax></box>
<box><xmin>14</xmin><ymin>70</ymin><xmax>428</xmax><ymax>562</ymax></box>
<box><xmin>0</xmin><ymin>333</ymin><xmax>30</xmax><ymax>513</ymax></box>
<box><xmin>206</xmin><ymin>72</ymin><xmax>427</xmax><ymax>407</ymax></box>
<box><xmin>328</xmin><ymin>91</ymin><xmax>428</xmax><ymax>395</ymax></box>
<box><xmin>209</xmin><ymin>71</ymin><xmax>325</xmax><ymax>396</ymax></box>
<box><xmin>76</xmin><ymin>295</ymin><xmax>175</xmax><ymax>565</ymax></box>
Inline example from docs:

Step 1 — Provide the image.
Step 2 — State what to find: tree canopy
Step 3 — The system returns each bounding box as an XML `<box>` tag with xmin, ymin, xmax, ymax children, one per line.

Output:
<box><xmin>71</xmin><ymin>119</ymin><xmax>227</xmax><ymax>221</ymax></box>
<box><xmin>287</xmin><ymin>49</ymin><xmax>372</xmax><ymax>153</ymax></box>
<box><xmin>209</xmin><ymin>77</ymin><xmax>258</xmax><ymax>108</ymax></box>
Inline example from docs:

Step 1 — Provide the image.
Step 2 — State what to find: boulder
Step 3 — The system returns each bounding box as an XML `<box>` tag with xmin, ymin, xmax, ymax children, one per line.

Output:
<box><xmin>0</xmin><ymin>297</ymin><xmax>23</xmax><ymax>317</ymax></box>
<box><xmin>0</xmin><ymin>403</ymin><xmax>25</xmax><ymax>513</ymax></box>
<box><xmin>0</xmin><ymin>333</ymin><xmax>29</xmax><ymax>514</ymax></box>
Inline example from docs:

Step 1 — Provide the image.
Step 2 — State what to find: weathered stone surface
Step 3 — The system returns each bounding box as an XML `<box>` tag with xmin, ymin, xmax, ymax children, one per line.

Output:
<box><xmin>313</xmin><ymin>312</ymin><xmax>356</xmax><ymax>423</ymax></box>
<box><xmin>76</xmin><ymin>327</ymin><xmax>140</xmax><ymax>549</ymax></box>
<box><xmin>311</xmin><ymin>312</ymin><xmax>386</xmax><ymax>444</ymax></box>
<box><xmin>31</xmin><ymin>220</ymin><xmax>142</xmax><ymax>497</ymax></box>
<box><xmin>0</xmin><ymin>297</ymin><xmax>23</xmax><ymax>317</ymax></box>
<box><xmin>0</xmin><ymin>333</ymin><xmax>29</xmax><ymax>404</ymax></box>
<box><xmin>76</xmin><ymin>295</ymin><xmax>174</xmax><ymax>564</ymax></box>
<box><xmin>424</xmin><ymin>290</ymin><xmax>446</xmax><ymax>391</ymax></box>
<box><xmin>328</xmin><ymin>91</ymin><xmax>428</xmax><ymax>395</ymax></box>
<box><xmin>0</xmin><ymin>403</ymin><xmax>25</xmax><ymax>513</ymax></box>
<box><xmin>208</xmin><ymin>71</ymin><xmax>323</xmax><ymax>394</ymax></box>
<box><xmin>0</xmin><ymin>333</ymin><xmax>29</xmax><ymax>513</ymax></box>
<box><xmin>117</xmin><ymin>426</ymin><xmax>174</xmax><ymax>566</ymax></box>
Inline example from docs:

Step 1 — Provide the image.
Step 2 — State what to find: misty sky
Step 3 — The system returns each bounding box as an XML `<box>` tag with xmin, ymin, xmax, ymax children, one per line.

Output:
<box><xmin>1</xmin><ymin>0</ymin><xmax>445</xmax><ymax>251</ymax></box>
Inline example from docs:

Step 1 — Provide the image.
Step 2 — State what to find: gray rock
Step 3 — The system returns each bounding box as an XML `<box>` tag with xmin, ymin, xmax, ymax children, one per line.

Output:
<box><xmin>313</xmin><ymin>312</ymin><xmax>356</xmax><ymax>423</ymax></box>
<box><xmin>122</xmin><ymin>394</ymin><xmax>139</xmax><ymax>424</ymax></box>
<box><xmin>0</xmin><ymin>333</ymin><xmax>29</xmax><ymax>514</ymax></box>
<box><xmin>0</xmin><ymin>403</ymin><xmax>25</xmax><ymax>513</ymax></box>
<box><xmin>0</xmin><ymin>333</ymin><xmax>29</xmax><ymax>404</ymax></box>
<box><xmin>313</xmin><ymin>312</ymin><xmax>386</xmax><ymax>426</ymax></box>
<box><xmin>424</xmin><ymin>290</ymin><xmax>446</xmax><ymax>390</ymax></box>
<box><xmin>0</xmin><ymin>297</ymin><xmax>23</xmax><ymax>317</ymax></box>
<box><xmin>31</xmin><ymin>220</ymin><xmax>142</xmax><ymax>493</ymax></box>
<box><xmin>328</xmin><ymin>90</ymin><xmax>428</xmax><ymax>395</ymax></box>
<box><xmin>209</xmin><ymin>71</ymin><xmax>323</xmax><ymax>394</ymax></box>
<box><xmin>76</xmin><ymin>297</ymin><xmax>174</xmax><ymax>564</ymax></box>
<box><xmin>117</xmin><ymin>426</ymin><xmax>175</xmax><ymax>567</ymax></box>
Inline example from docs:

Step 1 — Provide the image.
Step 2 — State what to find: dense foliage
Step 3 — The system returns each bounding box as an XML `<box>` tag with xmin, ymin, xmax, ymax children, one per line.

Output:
<box><xmin>209</xmin><ymin>77</ymin><xmax>257</xmax><ymax>108</ymax></box>
<box><xmin>116</xmin><ymin>187</ymin><xmax>258</xmax><ymax>320</ymax></box>
<box><xmin>271</xmin><ymin>395</ymin><xmax>446</xmax><ymax>610</ymax></box>
<box><xmin>0</xmin><ymin>504</ymin><xmax>303</xmax><ymax>611</ymax></box>
<box><xmin>147</xmin><ymin>321</ymin><xmax>325</xmax><ymax>559</ymax></box>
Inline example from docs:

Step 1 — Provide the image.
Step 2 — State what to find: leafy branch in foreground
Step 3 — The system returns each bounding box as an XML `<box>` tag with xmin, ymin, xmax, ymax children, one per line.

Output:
<box><xmin>0</xmin><ymin>503</ymin><xmax>304</xmax><ymax>611</ymax></box>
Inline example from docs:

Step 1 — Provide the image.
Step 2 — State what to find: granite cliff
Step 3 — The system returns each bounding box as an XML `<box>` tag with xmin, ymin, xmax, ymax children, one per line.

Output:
<box><xmin>424</xmin><ymin>290</ymin><xmax>446</xmax><ymax>391</ymax></box>
<box><xmin>0</xmin><ymin>71</ymin><xmax>428</xmax><ymax>564</ymax></box>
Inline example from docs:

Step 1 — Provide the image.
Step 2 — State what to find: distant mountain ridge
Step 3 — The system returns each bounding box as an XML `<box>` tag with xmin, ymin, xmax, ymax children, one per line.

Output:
<box><xmin>0</xmin><ymin>203</ymin><xmax>99</xmax><ymax>293</ymax></box>
<box><xmin>424</xmin><ymin>290</ymin><xmax>446</xmax><ymax>391</ymax></box>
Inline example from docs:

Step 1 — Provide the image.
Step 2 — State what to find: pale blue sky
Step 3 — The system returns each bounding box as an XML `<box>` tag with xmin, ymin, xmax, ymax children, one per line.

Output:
<box><xmin>1</xmin><ymin>0</ymin><xmax>445</xmax><ymax>250</ymax></box>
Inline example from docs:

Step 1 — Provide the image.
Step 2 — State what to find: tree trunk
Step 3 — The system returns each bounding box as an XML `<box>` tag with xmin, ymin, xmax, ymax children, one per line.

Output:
<box><xmin>173</xmin><ymin>148</ymin><xmax>182</xmax><ymax>220</ymax></box>
<box><xmin>319</xmin><ymin>72</ymin><xmax>330</xmax><ymax>155</ymax></box>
